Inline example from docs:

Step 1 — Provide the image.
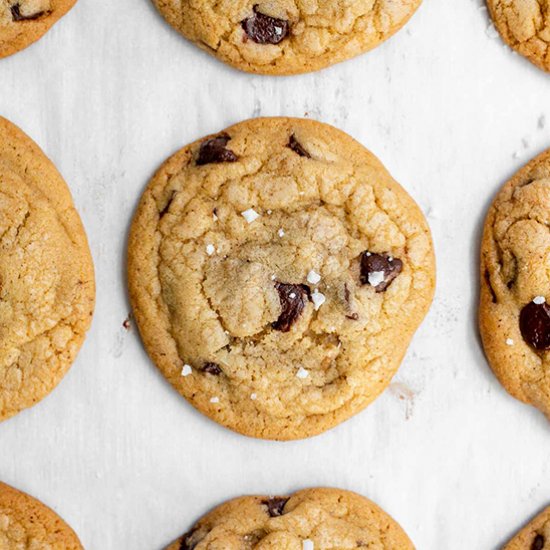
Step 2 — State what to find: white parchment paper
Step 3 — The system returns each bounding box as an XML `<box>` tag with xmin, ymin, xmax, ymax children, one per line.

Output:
<box><xmin>1</xmin><ymin>1</ymin><xmax>550</xmax><ymax>548</ymax></box>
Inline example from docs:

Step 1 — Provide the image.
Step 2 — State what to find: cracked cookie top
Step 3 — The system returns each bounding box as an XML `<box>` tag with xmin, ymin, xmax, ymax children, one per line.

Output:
<box><xmin>0</xmin><ymin>0</ymin><xmax>76</xmax><ymax>58</ymax></box>
<box><xmin>0</xmin><ymin>116</ymin><xmax>95</xmax><ymax>422</ymax></box>
<box><xmin>0</xmin><ymin>481</ymin><xmax>83</xmax><ymax>550</ymax></box>
<box><xmin>480</xmin><ymin>149</ymin><xmax>550</xmax><ymax>419</ymax></box>
<box><xmin>151</xmin><ymin>0</ymin><xmax>422</xmax><ymax>75</ymax></box>
<box><xmin>504</xmin><ymin>506</ymin><xmax>550</xmax><ymax>550</ymax></box>
<box><xmin>487</xmin><ymin>0</ymin><xmax>550</xmax><ymax>72</ymax></box>
<box><xmin>128</xmin><ymin>117</ymin><xmax>435</xmax><ymax>440</ymax></box>
<box><xmin>166</xmin><ymin>488</ymin><xmax>414</xmax><ymax>550</ymax></box>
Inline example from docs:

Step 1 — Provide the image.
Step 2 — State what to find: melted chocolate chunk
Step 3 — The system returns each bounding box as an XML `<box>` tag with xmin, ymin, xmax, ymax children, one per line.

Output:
<box><xmin>159</xmin><ymin>191</ymin><xmax>176</xmax><ymax>218</ymax></box>
<box><xmin>11</xmin><ymin>4</ymin><xmax>48</xmax><ymax>21</ymax></box>
<box><xmin>288</xmin><ymin>135</ymin><xmax>311</xmax><ymax>158</ymax></box>
<box><xmin>360</xmin><ymin>252</ymin><xmax>403</xmax><ymax>292</ymax></box>
<box><xmin>262</xmin><ymin>497</ymin><xmax>289</xmax><ymax>517</ymax></box>
<box><xmin>343</xmin><ymin>282</ymin><xmax>358</xmax><ymax>320</ymax></box>
<box><xmin>532</xmin><ymin>535</ymin><xmax>545</xmax><ymax>550</ymax></box>
<box><xmin>520</xmin><ymin>300</ymin><xmax>550</xmax><ymax>350</ymax></box>
<box><xmin>180</xmin><ymin>528</ymin><xmax>200</xmax><ymax>550</ymax></box>
<box><xmin>484</xmin><ymin>269</ymin><xmax>497</xmax><ymax>303</ymax></box>
<box><xmin>202</xmin><ymin>362</ymin><xmax>223</xmax><ymax>375</ymax></box>
<box><xmin>196</xmin><ymin>133</ymin><xmax>238</xmax><ymax>166</ymax></box>
<box><xmin>273</xmin><ymin>283</ymin><xmax>310</xmax><ymax>332</ymax></box>
<box><xmin>241</xmin><ymin>6</ymin><xmax>289</xmax><ymax>45</ymax></box>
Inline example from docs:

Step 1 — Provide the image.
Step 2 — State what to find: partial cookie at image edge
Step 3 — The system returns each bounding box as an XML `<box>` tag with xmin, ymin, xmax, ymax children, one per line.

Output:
<box><xmin>0</xmin><ymin>115</ymin><xmax>95</xmax><ymax>422</ymax></box>
<box><xmin>0</xmin><ymin>481</ymin><xmax>83</xmax><ymax>549</ymax></box>
<box><xmin>165</xmin><ymin>487</ymin><xmax>415</xmax><ymax>549</ymax></box>
<box><xmin>0</xmin><ymin>0</ymin><xmax>77</xmax><ymax>59</ymax></box>
<box><xmin>150</xmin><ymin>1</ymin><xmax>423</xmax><ymax>75</ymax></box>
<box><xmin>479</xmin><ymin>147</ymin><xmax>550</xmax><ymax>419</ymax></box>
<box><xmin>504</xmin><ymin>505</ymin><xmax>550</xmax><ymax>549</ymax></box>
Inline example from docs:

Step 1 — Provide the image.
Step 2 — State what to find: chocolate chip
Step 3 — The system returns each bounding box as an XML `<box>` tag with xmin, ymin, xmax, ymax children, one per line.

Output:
<box><xmin>288</xmin><ymin>135</ymin><xmax>310</xmax><ymax>158</ymax></box>
<box><xmin>262</xmin><ymin>497</ymin><xmax>289</xmax><ymax>517</ymax></box>
<box><xmin>360</xmin><ymin>252</ymin><xmax>403</xmax><ymax>292</ymax></box>
<box><xmin>343</xmin><ymin>282</ymin><xmax>358</xmax><ymax>320</ymax></box>
<box><xmin>10</xmin><ymin>4</ymin><xmax>48</xmax><ymax>21</ymax></box>
<box><xmin>532</xmin><ymin>535</ymin><xmax>545</xmax><ymax>550</ymax></box>
<box><xmin>159</xmin><ymin>191</ymin><xmax>176</xmax><ymax>218</ymax></box>
<box><xmin>241</xmin><ymin>6</ymin><xmax>289</xmax><ymax>45</ymax></box>
<box><xmin>273</xmin><ymin>283</ymin><xmax>310</xmax><ymax>332</ymax></box>
<box><xmin>484</xmin><ymin>269</ymin><xmax>497</xmax><ymax>303</ymax></box>
<box><xmin>196</xmin><ymin>133</ymin><xmax>238</xmax><ymax>166</ymax></box>
<box><xmin>180</xmin><ymin>528</ymin><xmax>200</xmax><ymax>550</ymax></box>
<box><xmin>520</xmin><ymin>300</ymin><xmax>550</xmax><ymax>350</ymax></box>
<box><xmin>202</xmin><ymin>362</ymin><xmax>223</xmax><ymax>375</ymax></box>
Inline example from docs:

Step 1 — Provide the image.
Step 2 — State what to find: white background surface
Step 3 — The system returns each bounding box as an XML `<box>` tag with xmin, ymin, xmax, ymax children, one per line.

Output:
<box><xmin>1</xmin><ymin>1</ymin><xmax>550</xmax><ymax>548</ymax></box>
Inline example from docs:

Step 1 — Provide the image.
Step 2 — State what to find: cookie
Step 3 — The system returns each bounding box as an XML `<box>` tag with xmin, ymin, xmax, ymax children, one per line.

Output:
<box><xmin>166</xmin><ymin>487</ymin><xmax>414</xmax><ymax>549</ymax></box>
<box><xmin>487</xmin><ymin>0</ymin><xmax>550</xmax><ymax>72</ymax></box>
<box><xmin>480</xmin><ymin>149</ymin><xmax>550</xmax><ymax>419</ymax></box>
<box><xmin>504</xmin><ymin>506</ymin><xmax>550</xmax><ymax>549</ymax></box>
<box><xmin>0</xmin><ymin>481</ymin><xmax>83</xmax><ymax>549</ymax></box>
<box><xmin>151</xmin><ymin>1</ymin><xmax>422</xmax><ymax>75</ymax></box>
<box><xmin>0</xmin><ymin>0</ymin><xmax>77</xmax><ymax>59</ymax></box>
<box><xmin>128</xmin><ymin>117</ymin><xmax>435</xmax><ymax>440</ymax></box>
<box><xmin>0</xmin><ymin>116</ymin><xmax>95</xmax><ymax>422</ymax></box>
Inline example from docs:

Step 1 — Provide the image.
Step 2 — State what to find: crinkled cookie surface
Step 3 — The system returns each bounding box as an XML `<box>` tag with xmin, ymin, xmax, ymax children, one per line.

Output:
<box><xmin>167</xmin><ymin>488</ymin><xmax>414</xmax><ymax>550</ymax></box>
<box><xmin>0</xmin><ymin>116</ymin><xmax>95</xmax><ymax>422</ymax></box>
<box><xmin>151</xmin><ymin>0</ymin><xmax>422</xmax><ymax>75</ymax></box>
<box><xmin>128</xmin><ymin>117</ymin><xmax>435</xmax><ymax>440</ymax></box>
<box><xmin>480</xmin><ymin>149</ymin><xmax>550</xmax><ymax>419</ymax></box>
<box><xmin>0</xmin><ymin>0</ymin><xmax>76</xmax><ymax>58</ymax></box>
<box><xmin>504</xmin><ymin>506</ymin><xmax>550</xmax><ymax>550</ymax></box>
<box><xmin>488</xmin><ymin>0</ymin><xmax>550</xmax><ymax>72</ymax></box>
<box><xmin>0</xmin><ymin>482</ymin><xmax>83</xmax><ymax>550</ymax></box>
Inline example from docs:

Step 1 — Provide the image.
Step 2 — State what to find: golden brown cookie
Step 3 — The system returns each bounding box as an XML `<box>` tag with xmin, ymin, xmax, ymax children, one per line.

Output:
<box><xmin>0</xmin><ymin>481</ymin><xmax>83</xmax><ymax>549</ymax></box>
<box><xmin>0</xmin><ymin>0</ymin><xmax>77</xmax><ymax>59</ymax></box>
<box><xmin>167</xmin><ymin>488</ymin><xmax>414</xmax><ymax>549</ymax></box>
<box><xmin>128</xmin><ymin>117</ymin><xmax>435</xmax><ymax>440</ymax></box>
<box><xmin>487</xmin><ymin>0</ymin><xmax>550</xmax><ymax>72</ymax></box>
<box><xmin>504</xmin><ymin>506</ymin><xmax>550</xmax><ymax>549</ymax></box>
<box><xmin>0</xmin><ymin>116</ymin><xmax>95</xmax><ymax>422</ymax></box>
<box><xmin>480</xmin><ymin>149</ymin><xmax>550</xmax><ymax>419</ymax></box>
<box><xmin>151</xmin><ymin>1</ymin><xmax>423</xmax><ymax>75</ymax></box>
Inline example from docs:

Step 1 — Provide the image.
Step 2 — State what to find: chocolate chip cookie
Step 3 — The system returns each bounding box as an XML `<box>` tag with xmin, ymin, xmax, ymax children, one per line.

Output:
<box><xmin>166</xmin><ymin>487</ymin><xmax>414</xmax><ymax>549</ymax></box>
<box><xmin>0</xmin><ymin>0</ymin><xmax>77</xmax><ymax>58</ymax></box>
<box><xmin>0</xmin><ymin>116</ymin><xmax>95</xmax><ymax>422</ymax></box>
<box><xmin>0</xmin><ymin>481</ymin><xmax>83</xmax><ymax>549</ymax></box>
<box><xmin>480</xmin><ymin>149</ymin><xmax>550</xmax><ymax>418</ymax></box>
<box><xmin>151</xmin><ymin>1</ymin><xmax>423</xmax><ymax>75</ymax></box>
<box><xmin>487</xmin><ymin>0</ymin><xmax>550</xmax><ymax>72</ymax></box>
<box><xmin>128</xmin><ymin>117</ymin><xmax>435</xmax><ymax>440</ymax></box>
<box><xmin>504</xmin><ymin>506</ymin><xmax>550</xmax><ymax>550</ymax></box>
